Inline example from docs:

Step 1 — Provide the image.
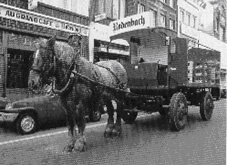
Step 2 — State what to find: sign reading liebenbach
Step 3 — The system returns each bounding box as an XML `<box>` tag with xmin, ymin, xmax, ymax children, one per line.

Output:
<box><xmin>109</xmin><ymin>12</ymin><xmax>153</xmax><ymax>37</ymax></box>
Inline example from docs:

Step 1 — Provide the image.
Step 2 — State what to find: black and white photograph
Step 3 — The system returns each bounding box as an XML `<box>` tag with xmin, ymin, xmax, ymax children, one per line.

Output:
<box><xmin>0</xmin><ymin>0</ymin><xmax>226</xmax><ymax>164</ymax></box>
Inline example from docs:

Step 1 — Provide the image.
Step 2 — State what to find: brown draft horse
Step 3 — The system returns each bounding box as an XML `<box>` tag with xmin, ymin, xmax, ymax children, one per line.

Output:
<box><xmin>28</xmin><ymin>36</ymin><xmax>128</xmax><ymax>152</ymax></box>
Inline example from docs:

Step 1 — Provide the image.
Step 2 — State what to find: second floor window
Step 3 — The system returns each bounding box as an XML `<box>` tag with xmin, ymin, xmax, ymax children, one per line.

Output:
<box><xmin>160</xmin><ymin>15</ymin><xmax>166</xmax><ymax>27</ymax></box>
<box><xmin>169</xmin><ymin>19</ymin><xmax>175</xmax><ymax>30</ymax></box>
<box><xmin>150</xmin><ymin>9</ymin><xmax>157</xmax><ymax>27</ymax></box>
<box><xmin>160</xmin><ymin>0</ymin><xmax>168</xmax><ymax>4</ymax></box>
<box><xmin>138</xmin><ymin>3</ymin><xmax>145</xmax><ymax>13</ymax></box>
<box><xmin>220</xmin><ymin>26</ymin><xmax>225</xmax><ymax>41</ymax></box>
<box><xmin>96</xmin><ymin>0</ymin><xmax>125</xmax><ymax>20</ymax></box>
<box><xmin>180</xmin><ymin>10</ymin><xmax>184</xmax><ymax>23</ymax></box>
<box><xmin>186</xmin><ymin>12</ymin><xmax>191</xmax><ymax>26</ymax></box>
<box><xmin>192</xmin><ymin>16</ymin><xmax>196</xmax><ymax>28</ymax></box>
<box><xmin>169</xmin><ymin>0</ymin><xmax>176</xmax><ymax>9</ymax></box>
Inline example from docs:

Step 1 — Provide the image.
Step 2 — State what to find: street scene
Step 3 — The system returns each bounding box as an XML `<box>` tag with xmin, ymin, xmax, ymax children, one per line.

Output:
<box><xmin>0</xmin><ymin>0</ymin><xmax>227</xmax><ymax>165</ymax></box>
<box><xmin>0</xmin><ymin>100</ymin><xmax>226</xmax><ymax>165</ymax></box>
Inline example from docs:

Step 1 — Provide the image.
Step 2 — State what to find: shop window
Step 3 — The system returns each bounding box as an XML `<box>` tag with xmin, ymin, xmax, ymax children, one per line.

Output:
<box><xmin>7</xmin><ymin>49</ymin><xmax>33</xmax><ymax>88</ymax></box>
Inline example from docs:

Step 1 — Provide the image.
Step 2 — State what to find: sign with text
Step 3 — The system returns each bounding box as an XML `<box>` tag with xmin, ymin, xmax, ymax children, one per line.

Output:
<box><xmin>109</xmin><ymin>11</ymin><xmax>153</xmax><ymax>37</ymax></box>
<box><xmin>0</xmin><ymin>4</ymin><xmax>89</xmax><ymax>36</ymax></box>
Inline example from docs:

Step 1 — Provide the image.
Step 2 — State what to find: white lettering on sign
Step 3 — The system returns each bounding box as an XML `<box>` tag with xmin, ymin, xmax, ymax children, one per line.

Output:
<box><xmin>0</xmin><ymin>4</ymin><xmax>89</xmax><ymax>36</ymax></box>
<box><xmin>110</xmin><ymin>12</ymin><xmax>153</xmax><ymax>37</ymax></box>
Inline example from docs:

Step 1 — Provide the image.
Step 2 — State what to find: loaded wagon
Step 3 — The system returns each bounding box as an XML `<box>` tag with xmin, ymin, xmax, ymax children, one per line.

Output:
<box><xmin>107</xmin><ymin>13</ymin><xmax>220</xmax><ymax>131</ymax></box>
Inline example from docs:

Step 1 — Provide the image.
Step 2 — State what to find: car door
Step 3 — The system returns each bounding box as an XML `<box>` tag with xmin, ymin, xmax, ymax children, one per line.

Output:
<box><xmin>46</xmin><ymin>95</ymin><xmax>66</xmax><ymax>126</ymax></box>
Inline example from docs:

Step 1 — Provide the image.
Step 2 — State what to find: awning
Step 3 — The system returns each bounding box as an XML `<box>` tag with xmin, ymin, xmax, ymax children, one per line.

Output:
<box><xmin>110</xmin><ymin>27</ymin><xmax>177</xmax><ymax>44</ymax></box>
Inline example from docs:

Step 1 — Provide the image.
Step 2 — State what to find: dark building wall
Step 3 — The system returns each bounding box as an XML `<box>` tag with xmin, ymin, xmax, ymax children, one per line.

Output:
<box><xmin>0</xmin><ymin>2</ymin><xmax>89</xmax><ymax>99</ymax></box>
<box><xmin>125</xmin><ymin>0</ymin><xmax>177</xmax><ymax>30</ymax></box>
<box><xmin>0</xmin><ymin>0</ymin><xmax>28</xmax><ymax>9</ymax></box>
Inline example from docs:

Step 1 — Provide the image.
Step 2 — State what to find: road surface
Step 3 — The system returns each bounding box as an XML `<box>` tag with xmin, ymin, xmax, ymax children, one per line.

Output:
<box><xmin>0</xmin><ymin>99</ymin><xmax>226</xmax><ymax>165</ymax></box>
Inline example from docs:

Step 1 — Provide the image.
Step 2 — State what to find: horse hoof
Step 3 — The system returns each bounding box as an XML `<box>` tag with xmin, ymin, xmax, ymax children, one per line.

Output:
<box><xmin>104</xmin><ymin>131</ymin><xmax>112</xmax><ymax>138</ymax></box>
<box><xmin>74</xmin><ymin>142</ymin><xmax>87</xmax><ymax>152</ymax></box>
<box><xmin>104</xmin><ymin>125</ymin><xmax>114</xmax><ymax>138</ymax></box>
<box><xmin>112</xmin><ymin>128</ymin><xmax>121</xmax><ymax>137</ymax></box>
<box><xmin>63</xmin><ymin>145</ymin><xmax>74</xmax><ymax>153</ymax></box>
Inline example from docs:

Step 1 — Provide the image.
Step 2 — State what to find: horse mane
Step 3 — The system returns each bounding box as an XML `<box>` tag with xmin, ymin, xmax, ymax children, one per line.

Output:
<box><xmin>53</xmin><ymin>41</ymin><xmax>75</xmax><ymax>65</ymax></box>
<box><xmin>37</xmin><ymin>38</ymin><xmax>76</xmax><ymax>66</ymax></box>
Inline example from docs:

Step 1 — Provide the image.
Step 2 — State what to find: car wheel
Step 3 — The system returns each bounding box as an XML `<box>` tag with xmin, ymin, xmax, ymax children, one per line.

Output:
<box><xmin>16</xmin><ymin>113</ymin><xmax>38</xmax><ymax>135</ymax></box>
<box><xmin>90</xmin><ymin>110</ymin><xmax>101</xmax><ymax>122</ymax></box>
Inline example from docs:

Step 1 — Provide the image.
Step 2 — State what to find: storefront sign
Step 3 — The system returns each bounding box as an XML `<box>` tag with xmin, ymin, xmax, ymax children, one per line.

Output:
<box><xmin>109</xmin><ymin>11</ymin><xmax>153</xmax><ymax>37</ymax></box>
<box><xmin>0</xmin><ymin>4</ymin><xmax>89</xmax><ymax>36</ymax></box>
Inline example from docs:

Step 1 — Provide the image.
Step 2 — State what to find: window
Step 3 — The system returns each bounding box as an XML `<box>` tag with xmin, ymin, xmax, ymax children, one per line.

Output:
<box><xmin>138</xmin><ymin>3</ymin><xmax>145</xmax><ymax>13</ymax></box>
<box><xmin>192</xmin><ymin>16</ymin><xmax>196</xmax><ymax>28</ymax></box>
<box><xmin>215</xmin><ymin>17</ymin><xmax>219</xmax><ymax>32</ymax></box>
<box><xmin>160</xmin><ymin>0</ymin><xmax>167</xmax><ymax>4</ymax></box>
<box><xmin>0</xmin><ymin>30</ymin><xmax>2</xmax><ymax>43</ymax></box>
<box><xmin>186</xmin><ymin>12</ymin><xmax>191</xmax><ymax>26</ymax></box>
<box><xmin>169</xmin><ymin>19</ymin><xmax>175</xmax><ymax>30</ymax></box>
<box><xmin>169</xmin><ymin>0</ymin><xmax>175</xmax><ymax>9</ymax></box>
<box><xmin>160</xmin><ymin>15</ymin><xmax>166</xmax><ymax>27</ymax></box>
<box><xmin>96</xmin><ymin>0</ymin><xmax>125</xmax><ymax>20</ymax></box>
<box><xmin>113</xmin><ymin>0</ymin><xmax>120</xmax><ymax>19</ymax></box>
<box><xmin>150</xmin><ymin>9</ymin><xmax>157</xmax><ymax>26</ymax></box>
<box><xmin>180</xmin><ymin>10</ymin><xmax>184</xmax><ymax>23</ymax></box>
<box><xmin>220</xmin><ymin>26</ymin><xmax>225</xmax><ymax>41</ymax></box>
<box><xmin>7</xmin><ymin>50</ymin><xmax>33</xmax><ymax>88</ymax></box>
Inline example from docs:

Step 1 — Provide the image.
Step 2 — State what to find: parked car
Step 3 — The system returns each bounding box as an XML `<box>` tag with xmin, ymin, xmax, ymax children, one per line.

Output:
<box><xmin>0</xmin><ymin>94</ymin><xmax>104</xmax><ymax>135</ymax></box>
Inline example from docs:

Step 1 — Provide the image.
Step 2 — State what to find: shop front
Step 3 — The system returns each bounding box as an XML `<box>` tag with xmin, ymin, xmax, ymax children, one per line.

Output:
<box><xmin>0</xmin><ymin>3</ymin><xmax>89</xmax><ymax>100</ymax></box>
<box><xmin>91</xmin><ymin>23</ymin><xmax>130</xmax><ymax>64</ymax></box>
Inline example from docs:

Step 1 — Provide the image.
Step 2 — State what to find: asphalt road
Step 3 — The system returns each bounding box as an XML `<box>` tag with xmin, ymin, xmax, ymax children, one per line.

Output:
<box><xmin>0</xmin><ymin>99</ymin><xmax>226</xmax><ymax>165</ymax></box>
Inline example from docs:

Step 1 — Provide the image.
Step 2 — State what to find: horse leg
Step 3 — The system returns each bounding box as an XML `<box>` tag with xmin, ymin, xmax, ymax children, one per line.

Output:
<box><xmin>74</xmin><ymin>101</ymin><xmax>87</xmax><ymax>152</ymax></box>
<box><xmin>63</xmin><ymin>115</ymin><xmax>76</xmax><ymax>152</ymax></box>
<box><xmin>112</xmin><ymin>102</ymin><xmax>122</xmax><ymax>137</ymax></box>
<box><xmin>104</xmin><ymin>99</ymin><xmax>115</xmax><ymax>138</ymax></box>
<box><xmin>61</xmin><ymin>101</ymin><xmax>76</xmax><ymax>152</ymax></box>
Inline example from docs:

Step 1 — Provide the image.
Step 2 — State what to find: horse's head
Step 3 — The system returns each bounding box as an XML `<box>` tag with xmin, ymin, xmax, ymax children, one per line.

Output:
<box><xmin>28</xmin><ymin>36</ymin><xmax>56</xmax><ymax>92</ymax></box>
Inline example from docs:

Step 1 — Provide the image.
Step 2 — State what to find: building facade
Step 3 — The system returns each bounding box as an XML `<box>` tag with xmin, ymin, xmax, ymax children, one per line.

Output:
<box><xmin>198</xmin><ymin>0</ymin><xmax>227</xmax><ymax>89</ymax></box>
<box><xmin>0</xmin><ymin>1</ymin><xmax>89</xmax><ymax>100</ymax></box>
<box><xmin>121</xmin><ymin>0</ymin><xmax>177</xmax><ymax>64</ymax></box>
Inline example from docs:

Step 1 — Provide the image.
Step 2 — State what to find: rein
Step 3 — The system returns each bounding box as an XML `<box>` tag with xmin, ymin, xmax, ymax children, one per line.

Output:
<box><xmin>51</xmin><ymin>50</ymin><xmax>80</xmax><ymax>95</ymax></box>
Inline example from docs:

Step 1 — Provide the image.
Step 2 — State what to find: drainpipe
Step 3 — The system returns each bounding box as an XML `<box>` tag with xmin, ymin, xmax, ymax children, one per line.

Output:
<box><xmin>88</xmin><ymin>0</ymin><xmax>96</xmax><ymax>63</ymax></box>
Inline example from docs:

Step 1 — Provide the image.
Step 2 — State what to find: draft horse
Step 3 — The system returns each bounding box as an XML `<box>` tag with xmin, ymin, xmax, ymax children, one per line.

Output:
<box><xmin>28</xmin><ymin>36</ymin><xmax>128</xmax><ymax>152</ymax></box>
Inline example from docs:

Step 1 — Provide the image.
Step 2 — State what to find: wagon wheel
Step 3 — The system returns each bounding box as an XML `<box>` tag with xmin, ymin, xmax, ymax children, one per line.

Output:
<box><xmin>169</xmin><ymin>92</ymin><xmax>188</xmax><ymax>131</ymax></box>
<box><xmin>121</xmin><ymin>110</ymin><xmax>138</xmax><ymax>124</ymax></box>
<box><xmin>200</xmin><ymin>92</ymin><xmax>214</xmax><ymax>121</ymax></box>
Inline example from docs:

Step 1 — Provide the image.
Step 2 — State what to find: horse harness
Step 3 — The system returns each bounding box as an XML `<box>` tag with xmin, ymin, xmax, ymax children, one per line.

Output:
<box><xmin>49</xmin><ymin>47</ymin><xmax>125</xmax><ymax>95</ymax></box>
